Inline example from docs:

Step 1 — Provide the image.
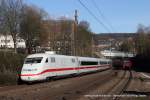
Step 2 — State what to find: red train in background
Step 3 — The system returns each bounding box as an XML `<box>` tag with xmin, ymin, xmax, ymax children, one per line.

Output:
<box><xmin>123</xmin><ymin>60</ymin><xmax>132</xmax><ymax>70</ymax></box>
<box><xmin>112</xmin><ymin>58</ymin><xmax>132</xmax><ymax>70</ymax></box>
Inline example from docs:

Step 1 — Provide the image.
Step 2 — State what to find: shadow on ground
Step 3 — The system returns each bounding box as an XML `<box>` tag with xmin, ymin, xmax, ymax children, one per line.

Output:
<box><xmin>124</xmin><ymin>91</ymin><xmax>150</xmax><ymax>96</ymax></box>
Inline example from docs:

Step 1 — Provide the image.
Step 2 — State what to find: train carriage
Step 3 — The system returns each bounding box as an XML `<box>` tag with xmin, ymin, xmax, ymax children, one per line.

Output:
<box><xmin>98</xmin><ymin>58</ymin><xmax>112</xmax><ymax>70</ymax></box>
<box><xmin>20</xmin><ymin>52</ymin><xmax>112</xmax><ymax>83</ymax></box>
<box><xmin>77</xmin><ymin>57</ymin><xmax>99</xmax><ymax>73</ymax></box>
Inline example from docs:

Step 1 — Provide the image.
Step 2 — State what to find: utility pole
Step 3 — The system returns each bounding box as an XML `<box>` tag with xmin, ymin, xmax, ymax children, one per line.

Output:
<box><xmin>75</xmin><ymin>10</ymin><xmax>78</xmax><ymax>25</ymax></box>
<box><xmin>71</xmin><ymin>10</ymin><xmax>78</xmax><ymax>56</ymax></box>
<box><xmin>91</xmin><ymin>33</ymin><xmax>94</xmax><ymax>57</ymax></box>
<box><xmin>74</xmin><ymin>10</ymin><xmax>78</xmax><ymax>56</ymax></box>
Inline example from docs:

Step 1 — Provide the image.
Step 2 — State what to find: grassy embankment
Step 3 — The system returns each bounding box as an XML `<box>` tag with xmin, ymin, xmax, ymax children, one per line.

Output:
<box><xmin>0</xmin><ymin>51</ymin><xmax>26</xmax><ymax>85</ymax></box>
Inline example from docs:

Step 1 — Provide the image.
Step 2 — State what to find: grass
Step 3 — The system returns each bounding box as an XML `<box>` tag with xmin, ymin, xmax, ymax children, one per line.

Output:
<box><xmin>0</xmin><ymin>72</ymin><xmax>17</xmax><ymax>85</ymax></box>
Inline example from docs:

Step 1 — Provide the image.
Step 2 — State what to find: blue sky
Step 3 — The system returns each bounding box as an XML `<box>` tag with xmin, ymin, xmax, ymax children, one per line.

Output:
<box><xmin>25</xmin><ymin>0</ymin><xmax>150</xmax><ymax>33</ymax></box>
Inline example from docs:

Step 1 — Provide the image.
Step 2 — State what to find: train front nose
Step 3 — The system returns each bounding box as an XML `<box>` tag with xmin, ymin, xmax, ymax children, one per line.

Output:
<box><xmin>20</xmin><ymin>68</ymin><xmax>40</xmax><ymax>82</ymax></box>
<box><xmin>21</xmin><ymin>75</ymin><xmax>39</xmax><ymax>82</ymax></box>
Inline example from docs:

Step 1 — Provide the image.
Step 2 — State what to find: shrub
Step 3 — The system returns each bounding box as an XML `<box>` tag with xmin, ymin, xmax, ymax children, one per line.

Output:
<box><xmin>0</xmin><ymin>51</ymin><xmax>26</xmax><ymax>85</ymax></box>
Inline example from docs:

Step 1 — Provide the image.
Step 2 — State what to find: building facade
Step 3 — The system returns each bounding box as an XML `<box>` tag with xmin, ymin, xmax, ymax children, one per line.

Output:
<box><xmin>0</xmin><ymin>35</ymin><xmax>26</xmax><ymax>48</ymax></box>
<box><xmin>41</xmin><ymin>19</ymin><xmax>74</xmax><ymax>55</ymax></box>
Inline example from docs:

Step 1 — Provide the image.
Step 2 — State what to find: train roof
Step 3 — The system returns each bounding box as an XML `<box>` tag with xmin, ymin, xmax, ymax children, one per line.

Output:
<box><xmin>98</xmin><ymin>58</ymin><xmax>112</xmax><ymax>61</ymax></box>
<box><xmin>26</xmin><ymin>52</ymin><xmax>111</xmax><ymax>61</ymax></box>
<box><xmin>26</xmin><ymin>53</ymin><xmax>76</xmax><ymax>58</ymax></box>
<box><xmin>26</xmin><ymin>53</ymin><xmax>49</xmax><ymax>58</ymax></box>
<box><xmin>26</xmin><ymin>53</ymin><xmax>99</xmax><ymax>59</ymax></box>
<box><xmin>77</xmin><ymin>57</ymin><xmax>98</xmax><ymax>61</ymax></box>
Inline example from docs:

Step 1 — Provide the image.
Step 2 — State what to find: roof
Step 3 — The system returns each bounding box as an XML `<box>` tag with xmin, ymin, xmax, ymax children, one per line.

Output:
<box><xmin>101</xmin><ymin>50</ymin><xmax>135</xmax><ymax>58</ymax></box>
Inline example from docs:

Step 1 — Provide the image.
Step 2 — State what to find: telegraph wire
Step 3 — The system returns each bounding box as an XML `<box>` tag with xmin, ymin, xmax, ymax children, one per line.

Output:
<box><xmin>77</xmin><ymin>0</ymin><xmax>111</xmax><ymax>33</ymax></box>
<box><xmin>91</xmin><ymin>0</ymin><xmax>116</xmax><ymax>32</ymax></box>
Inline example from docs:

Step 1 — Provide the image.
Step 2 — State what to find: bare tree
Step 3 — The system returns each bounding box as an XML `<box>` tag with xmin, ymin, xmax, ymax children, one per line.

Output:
<box><xmin>0</xmin><ymin>0</ymin><xmax>10</xmax><ymax>49</ymax></box>
<box><xmin>20</xmin><ymin>5</ymin><xmax>48</xmax><ymax>54</ymax></box>
<box><xmin>78</xmin><ymin>21</ymin><xmax>90</xmax><ymax>31</ymax></box>
<box><xmin>45</xmin><ymin>18</ymin><xmax>73</xmax><ymax>55</ymax></box>
<box><xmin>76</xmin><ymin>21</ymin><xmax>92</xmax><ymax>57</ymax></box>
<box><xmin>119</xmin><ymin>39</ymin><xmax>134</xmax><ymax>52</ymax></box>
<box><xmin>135</xmin><ymin>24</ymin><xmax>150</xmax><ymax>58</ymax></box>
<box><xmin>0</xmin><ymin>0</ymin><xmax>23</xmax><ymax>52</ymax></box>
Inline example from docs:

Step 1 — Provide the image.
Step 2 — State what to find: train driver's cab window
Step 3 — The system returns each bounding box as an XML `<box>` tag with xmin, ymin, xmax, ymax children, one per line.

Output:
<box><xmin>24</xmin><ymin>57</ymin><xmax>43</xmax><ymax>64</ymax></box>
<box><xmin>51</xmin><ymin>57</ymin><xmax>55</xmax><ymax>63</ymax></box>
<box><xmin>45</xmin><ymin>58</ymin><xmax>48</xmax><ymax>63</ymax></box>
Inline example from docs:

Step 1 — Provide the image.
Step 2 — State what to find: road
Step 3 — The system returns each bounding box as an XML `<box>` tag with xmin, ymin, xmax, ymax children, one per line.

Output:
<box><xmin>0</xmin><ymin>69</ymin><xmax>149</xmax><ymax>100</ymax></box>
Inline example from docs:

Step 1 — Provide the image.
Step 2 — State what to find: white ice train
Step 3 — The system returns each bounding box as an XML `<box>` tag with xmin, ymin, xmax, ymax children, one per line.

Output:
<box><xmin>20</xmin><ymin>52</ymin><xmax>112</xmax><ymax>82</ymax></box>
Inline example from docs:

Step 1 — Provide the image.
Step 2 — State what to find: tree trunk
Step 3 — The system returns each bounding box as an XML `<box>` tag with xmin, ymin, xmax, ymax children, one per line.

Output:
<box><xmin>13</xmin><ymin>38</ymin><xmax>17</xmax><ymax>53</ymax></box>
<box><xmin>12</xmin><ymin>34</ymin><xmax>17</xmax><ymax>53</ymax></box>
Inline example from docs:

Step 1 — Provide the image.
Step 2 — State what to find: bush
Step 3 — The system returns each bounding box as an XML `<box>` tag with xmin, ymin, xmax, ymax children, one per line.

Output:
<box><xmin>0</xmin><ymin>51</ymin><xmax>26</xmax><ymax>85</ymax></box>
<box><xmin>0</xmin><ymin>72</ymin><xmax>17</xmax><ymax>85</ymax></box>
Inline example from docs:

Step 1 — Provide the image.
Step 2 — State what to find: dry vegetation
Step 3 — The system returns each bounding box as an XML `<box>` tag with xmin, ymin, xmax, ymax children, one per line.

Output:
<box><xmin>0</xmin><ymin>52</ymin><xmax>25</xmax><ymax>85</ymax></box>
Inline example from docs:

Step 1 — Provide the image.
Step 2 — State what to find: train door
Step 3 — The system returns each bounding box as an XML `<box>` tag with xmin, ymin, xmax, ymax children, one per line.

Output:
<box><xmin>48</xmin><ymin>56</ymin><xmax>57</xmax><ymax>77</ymax></box>
<box><xmin>71</xmin><ymin>57</ymin><xmax>78</xmax><ymax>74</ymax></box>
<box><xmin>58</xmin><ymin>57</ymin><xmax>65</xmax><ymax>76</ymax></box>
<box><xmin>76</xmin><ymin>57</ymin><xmax>80</xmax><ymax>74</ymax></box>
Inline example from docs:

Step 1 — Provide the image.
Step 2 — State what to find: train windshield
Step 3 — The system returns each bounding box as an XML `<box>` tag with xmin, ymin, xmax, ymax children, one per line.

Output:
<box><xmin>24</xmin><ymin>57</ymin><xmax>43</xmax><ymax>64</ymax></box>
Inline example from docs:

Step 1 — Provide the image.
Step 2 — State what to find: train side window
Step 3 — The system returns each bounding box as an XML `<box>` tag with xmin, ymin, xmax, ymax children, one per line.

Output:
<box><xmin>45</xmin><ymin>58</ymin><xmax>48</xmax><ymax>63</ymax></box>
<box><xmin>51</xmin><ymin>57</ymin><xmax>55</xmax><ymax>63</ymax></box>
<box><xmin>81</xmin><ymin>61</ymin><xmax>98</xmax><ymax>65</ymax></box>
<box><xmin>100</xmin><ymin>61</ymin><xmax>102</xmax><ymax>64</ymax></box>
<box><xmin>100</xmin><ymin>61</ymin><xmax>107</xmax><ymax>64</ymax></box>
<box><xmin>72</xmin><ymin>58</ymin><xmax>75</xmax><ymax>63</ymax></box>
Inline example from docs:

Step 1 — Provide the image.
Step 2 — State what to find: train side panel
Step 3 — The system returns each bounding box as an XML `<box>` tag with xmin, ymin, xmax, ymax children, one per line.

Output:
<box><xmin>39</xmin><ymin>55</ymin><xmax>78</xmax><ymax>79</ymax></box>
<box><xmin>55</xmin><ymin>56</ymin><xmax>78</xmax><ymax>76</ymax></box>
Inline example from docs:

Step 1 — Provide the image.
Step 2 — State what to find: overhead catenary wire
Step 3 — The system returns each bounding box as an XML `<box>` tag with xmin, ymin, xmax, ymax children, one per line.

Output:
<box><xmin>77</xmin><ymin>0</ymin><xmax>111</xmax><ymax>33</ymax></box>
<box><xmin>91</xmin><ymin>0</ymin><xmax>116</xmax><ymax>32</ymax></box>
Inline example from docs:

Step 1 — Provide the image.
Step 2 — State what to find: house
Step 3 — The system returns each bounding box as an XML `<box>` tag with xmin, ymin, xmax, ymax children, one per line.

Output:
<box><xmin>0</xmin><ymin>35</ymin><xmax>26</xmax><ymax>48</ymax></box>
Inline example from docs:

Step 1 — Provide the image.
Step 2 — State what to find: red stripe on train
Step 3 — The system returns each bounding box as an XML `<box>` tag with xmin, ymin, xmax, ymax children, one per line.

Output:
<box><xmin>20</xmin><ymin>65</ymin><xmax>110</xmax><ymax>76</ymax></box>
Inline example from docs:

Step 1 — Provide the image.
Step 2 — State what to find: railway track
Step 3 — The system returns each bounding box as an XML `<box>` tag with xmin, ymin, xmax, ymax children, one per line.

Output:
<box><xmin>81</xmin><ymin>70</ymin><xmax>132</xmax><ymax>100</ymax></box>
<box><xmin>105</xmin><ymin>70</ymin><xmax>127</xmax><ymax>94</ymax></box>
<box><xmin>100</xmin><ymin>70</ymin><xmax>132</xmax><ymax>100</ymax></box>
<box><xmin>0</xmin><ymin>69</ymin><xmax>117</xmax><ymax>100</ymax></box>
<box><xmin>113</xmin><ymin>70</ymin><xmax>132</xmax><ymax>100</ymax></box>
